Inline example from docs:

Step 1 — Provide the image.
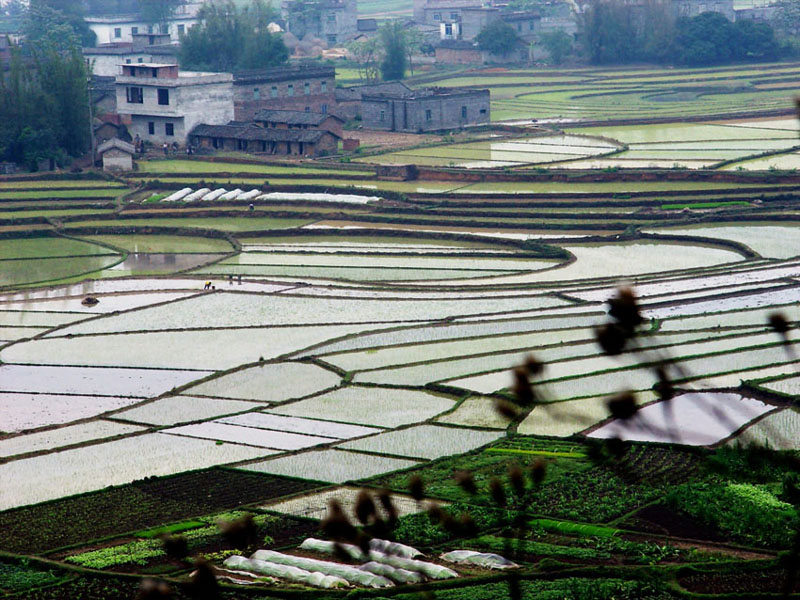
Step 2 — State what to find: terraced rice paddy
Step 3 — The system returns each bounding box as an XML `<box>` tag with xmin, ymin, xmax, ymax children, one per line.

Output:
<box><xmin>1</xmin><ymin>105</ymin><xmax>800</xmax><ymax>596</ymax></box>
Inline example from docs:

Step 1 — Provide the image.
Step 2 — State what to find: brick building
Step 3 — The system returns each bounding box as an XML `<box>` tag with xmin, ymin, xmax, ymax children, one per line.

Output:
<box><xmin>116</xmin><ymin>63</ymin><xmax>234</xmax><ymax>145</ymax></box>
<box><xmin>232</xmin><ymin>65</ymin><xmax>336</xmax><ymax>121</ymax></box>
<box><xmin>362</xmin><ymin>87</ymin><xmax>490</xmax><ymax>132</ymax></box>
<box><xmin>189</xmin><ymin>122</ymin><xmax>340</xmax><ymax>156</ymax></box>
<box><xmin>254</xmin><ymin>109</ymin><xmax>344</xmax><ymax>138</ymax></box>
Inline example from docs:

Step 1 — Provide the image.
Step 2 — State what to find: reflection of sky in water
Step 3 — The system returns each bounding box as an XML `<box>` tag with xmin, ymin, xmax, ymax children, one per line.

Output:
<box><xmin>109</xmin><ymin>253</ymin><xmax>222</xmax><ymax>273</ymax></box>
<box><xmin>0</xmin><ymin>364</ymin><xmax>209</xmax><ymax>397</ymax></box>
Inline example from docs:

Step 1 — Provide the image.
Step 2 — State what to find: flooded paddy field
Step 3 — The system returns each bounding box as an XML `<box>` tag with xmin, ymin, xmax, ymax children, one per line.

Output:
<box><xmin>1</xmin><ymin>128</ymin><xmax>799</xmax><ymax>597</ymax></box>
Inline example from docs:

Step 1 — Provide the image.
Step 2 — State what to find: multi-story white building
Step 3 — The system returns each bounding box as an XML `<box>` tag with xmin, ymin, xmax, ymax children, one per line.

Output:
<box><xmin>115</xmin><ymin>63</ymin><xmax>234</xmax><ymax>145</ymax></box>
<box><xmin>86</xmin><ymin>2</ymin><xmax>203</xmax><ymax>45</ymax></box>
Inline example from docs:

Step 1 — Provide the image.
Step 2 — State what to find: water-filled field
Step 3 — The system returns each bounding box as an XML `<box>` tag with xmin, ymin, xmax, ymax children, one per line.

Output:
<box><xmin>1</xmin><ymin>159</ymin><xmax>799</xmax><ymax>596</ymax></box>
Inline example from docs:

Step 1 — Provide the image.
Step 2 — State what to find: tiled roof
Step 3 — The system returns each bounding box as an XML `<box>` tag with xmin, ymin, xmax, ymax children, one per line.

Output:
<box><xmin>253</xmin><ymin>109</ymin><xmax>343</xmax><ymax>125</ymax></box>
<box><xmin>190</xmin><ymin>123</ymin><xmax>335</xmax><ymax>143</ymax></box>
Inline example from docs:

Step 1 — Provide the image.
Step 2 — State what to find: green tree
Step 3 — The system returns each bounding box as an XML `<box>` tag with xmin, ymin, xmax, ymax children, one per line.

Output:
<box><xmin>0</xmin><ymin>43</ymin><xmax>90</xmax><ymax>169</ymax></box>
<box><xmin>539</xmin><ymin>29</ymin><xmax>572</xmax><ymax>64</ymax></box>
<box><xmin>673</xmin><ymin>12</ymin><xmax>738</xmax><ymax>65</ymax></box>
<box><xmin>25</xmin><ymin>0</ymin><xmax>96</xmax><ymax>46</ymax></box>
<box><xmin>580</xmin><ymin>0</ymin><xmax>637</xmax><ymax>64</ymax></box>
<box><xmin>475</xmin><ymin>19</ymin><xmax>519</xmax><ymax>57</ymax></box>
<box><xmin>179</xmin><ymin>0</ymin><xmax>288</xmax><ymax>72</ymax></box>
<box><xmin>345</xmin><ymin>37</ymin><xmax>381</xmax><ymax>82</ymax></box>
<box><xmin>379</xmin><ymin>20</ymin><xmax>407</xmax><ymax>81</ymax></box>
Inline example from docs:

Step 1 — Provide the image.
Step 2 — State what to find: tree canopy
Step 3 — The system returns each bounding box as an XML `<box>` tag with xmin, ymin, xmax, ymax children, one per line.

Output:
<box><xmin>0</xmin><ymin>45</ymin><xmax>91</xmax><ymax>169</ymax></box>
<box><xmin>179</xmin><ymin>0</ymin><xmax>288</xmax><ymax>72</ymax></box>
<box><xmin>580</xmin><ymin>0</ymin><xmax>783</xmax><ymax>65</ymax></box>
<box><xmin>379</xmin><ymin>20</ymin><xmax>407</xmax><ymax>80</ymax></box>
<box><xmin>24</xmin><ymin>0</ymin><xmax>96</xmax><ymax>47</ymax></box>
<box><xmin>475</xmin><ymin>19</ymin><xmax>519</xmax><ymax>57</ymax></box>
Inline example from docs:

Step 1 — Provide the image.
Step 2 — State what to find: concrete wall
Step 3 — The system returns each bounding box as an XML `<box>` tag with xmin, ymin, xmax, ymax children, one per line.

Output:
<box><xmin>671</xmin><ymin>0</ymin><xmax>735</xmax><ymax>20</ymax></box>
<box><xmin>362</xmin><ymin>90</ymin><xmax>490</xmax><ymax>132</ymax></box>
<box><xmin>87</xmin><ymin>52</ymin><xmax>176</xmax><ymax>77</ymax></box>
<box><xmin>193</xmin><ymin>132</ymin><xmax>338</xmax><ymax>156</ymax></box>
<box><xmin>117</xmin><ymin>74</ymin><xmax>234</xmax><ymax>145</ymax></box>
<box><xmin>88</xmin><ymin>16</ymin><xmax>198</xmax><ymax>45</ymax></box>
<box><xmin>102</xmin><ymin>149</ymin><xmax>133</xmax><ymax>172</ymax></box>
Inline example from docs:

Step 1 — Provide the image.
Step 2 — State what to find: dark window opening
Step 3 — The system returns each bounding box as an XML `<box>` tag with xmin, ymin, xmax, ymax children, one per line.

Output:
<box><xmin>126</xmin><ymin>87</ymin><xmax>143</xmax><ymax>103</ymax></box>
<box><xmin>157</xmin><ymin>88</ymin><xmax>169</xmax><ymax>105</ymax></box>
<box><xmin>165</xmin><ymin>122</ymin><xmax>174</xmax><ymax>136</ymax></box>
<box><xmin>147</xmin><ymin>121</ymin><xmax>155</xmax><ymax>135</ymax></box>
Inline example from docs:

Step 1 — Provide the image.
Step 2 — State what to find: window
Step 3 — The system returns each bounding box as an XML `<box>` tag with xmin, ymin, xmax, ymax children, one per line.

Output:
<box><xmin>450</xmin><ymin>11</ymin><xmax>458</xmax><ymax>19</ymax></box>
<box><xmin>126</xmin><ymin>86</ymin><xmax>144</xmax><ymax>103</ymax></box>
<box><xmin>137</xmin><ymin>57</ymin><xmax>143</xmax><ymax>63</ymax></box>
<box><xmin>327</xmin><ymin>13</ymin><xmax>336</xmax><ymax>23</ymax></box>
<box><xmin>148</xmin><ymin>121</ymin><xmax>155</xmax><ymax>135</ymax></box>
<box><xmin>321</xmin><ymin>81</ymin><xmax>327</xmax><ymax>92</ymax></box>
<box><xmin>253</xmin><ymin>87</ymin><xmax>260</xmax><ymax>99</ymax></box>
<box><xmin>433</xmin><ymin>12</ymin><xmax>441</xmax><ymax>20</ymax></box>
<box><xmin>461</xmin><ymin>105</ymin><xmax>467</xmax><ymax>119</ymax></box>
<box><xmin>379</xmin><ymin>110</ymin><xmax>385</xmax><ymax>122</ymax></box>
<box><xmin>425</xmin><ymin>109</ymin><xmax>432</xmax><ymax>121</ymax></box>
<box><xmin>114</xmin><ymin>27</ymin><xmax>122</xmax><ymax>38</ymax></box>
<box><xmin>271</xmin><ymin>85</ymin><xmax>278</xmax><ymax>98</ymax></box>
<box><xmin>304</xmin><ymin>82</ymin><xmax>310</xmax><ymax>95</ymax></box>
<box><xmin>177</xmin><ymin>24</ymin><xmax>185</xmax><ymax>35</ymax></box>
<box><xmin>479</xmin><ymin>108</ymin><xmax>487</xmax><ymax>115</ymax></box>
<box><xmin>529</xmin><ymin>20</ymin><xmax>534</xmax><ymax>30</ymax></box>
<box><xmin>125</xmin><ymin>58</ymin><xmax>131</xmax><ymax>64</ymax></box>
<box><xmin>147</xmin><ymin>25</ymin><xmax>154</xmax><ymax>33</ymax></box>
<box><xmin>517</xmin><ymin>22</ymin><xmax>522</xmax><ymax>31</ymax></box>
<box><xmin>445</xmin><ymin>23</ymin><xmax>453</xmax><ymax>36</ymax></box>
<box><xmin>131</xmin><ymin>26</ymin><xmax>138</xmax><ymax>35</ymax></box>
<box><xmin>321</xmin><ymin>103</ymin><xmax>328</xmax><ymax>114</ymax></box>
<box><xmin>327</xmin><ymin>34</ymin><xmax>336</xmax><ymax>44</ymax></box>
<box><xmin>157</xmin><ymin>88</ymin><xmax>169</xmax><ymax>105</ymax></box>
<box><xmin>165</xmin><ymin>122</ymin><xmax>174</xmax><ymax>136</ymax></box>
<box><xmin>305</xmin><ymin>106</ymin><xmax>311</xmax><ymax>112</ymax></box>
<box><xmin>288</xmin><ymin>83</ymin><xmax>294</xmax><ymax>97</ymax></box>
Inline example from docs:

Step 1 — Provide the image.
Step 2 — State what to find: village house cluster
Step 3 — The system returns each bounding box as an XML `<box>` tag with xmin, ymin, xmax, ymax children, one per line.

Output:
<box><xmin>5</xmin><ymin>0</ymin><xmax>769</xmax><ymax>160</ymax></box>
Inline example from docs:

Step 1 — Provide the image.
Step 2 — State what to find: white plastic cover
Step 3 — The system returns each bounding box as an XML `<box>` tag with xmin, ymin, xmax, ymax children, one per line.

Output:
<box><xmin>359</xmin><ymin>561</ymin><xmax>424</xmax><ymax>584</ymax></box>
<box><xmin>183</xmin><ymin>188</ymin><xmax>210</xmax><ymax>202</ymax></box>
<box><xmin>163</xmin><ymin>188</ymin><xmax>193</xmax><ymax>202</ymax></box>
<box><xmin>222</xmin><ymin>555</ymin><xmax>349</xmax><ymax>589</ymax></box>
<box><xmin>440</xmin><ymin>550</ymin><xmax>519</xmax><ymax>569</ymax></box>
<box><xmin>251</xmin><ymin>549</ymin><xmax>393</xmax><ymax>588</ymax></box>
<box><xmin>202</xmin><ymin>188</ymin><xmax>227</xmax><ymax>201</ymax></box>
<box><xmin>219</xmin><ymin>189</ymin><xmax>243</xmax><ymax>201</ymax></box>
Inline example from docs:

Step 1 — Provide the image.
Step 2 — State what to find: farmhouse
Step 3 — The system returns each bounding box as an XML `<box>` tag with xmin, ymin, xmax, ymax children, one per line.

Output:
<box><xmin>85</xmin><ymin>2</ymin><xmax>203</xmax><ymax>45</ymax></box>
<box><xmin>189</xmin><ymin>122</ymin><xmax>341</xmax><ymax>156</ymax></box>
<box><xmin>115</xmin><ymin>63</ymin><xmax>234</xmax><ymax>145</ymax></box>
<box><xmin>281</xmin><ymin>0</ymin><xmax>358</xmax><ymax>46</ymax></box>
<box><xmin>253</xmin><ymin>109</ymin><xmax>344</xmax><ymax>138</ymax></box>
<box><xmin>361</xmin><ymin>87</ymin><xmax>490</xmax><ymax>132</ymax></box>
<box><xmin>232</xmin><ymin>65</ymin><xmax>337</xmax><ymax>120</ymax></box>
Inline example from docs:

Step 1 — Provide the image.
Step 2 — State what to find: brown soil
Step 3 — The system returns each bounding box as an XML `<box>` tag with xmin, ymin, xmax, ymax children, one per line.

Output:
<box><xmin>349</xmin><ymin>129</ymin><xmax>443</xmax><ymax>150</ymax></box>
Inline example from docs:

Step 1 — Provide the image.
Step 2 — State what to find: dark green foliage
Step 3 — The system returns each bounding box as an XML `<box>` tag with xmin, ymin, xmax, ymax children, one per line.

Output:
<box><xmin>539</xmin><ymin>29</ymin><xmax>573</xmax><ymax>64</ymax></box>
<box><xmin>0</xmin><ymin>560</ymin><xmax>62</xmax><ymax>593</ymax></box>
<box><xmin>179</xmin><ymin>0</ymin><xmax>288</xmax><ymax>72</ymax></box>
<box><xmin>666</xmin><ymin>481</ymin><xmax>798</xmax><ymax>548</ymax></box>
<box><xmin>580</xmin><ymin>0</ymin><xmax>781</xmax><ymax>65</ymax></box>
<box><xmin>391</xmin><ymin>577</ymin><xmax>677</xmax><ymax>600</ymax></box>
<box><xmin>475</xmin><ymin>19</ymin><xmax>520</xmax><ymax>57</ymax></box>
<box><xmin>392</xmin><ymin>502</ymin><xmax>512</xmax><ymax>546</ymax></box>
<box><xmin>0</xmin><ymin>469</ymin><xmax>317</xmax><ymax>554</ymax></box>
<box><xmin>580</xmin><ymin>1</ymin><xmax>637</xmax><ymax>64</ymax></box>
<box><xmin>379</xmin><ymin>20</ymin><xmax>407</xmax><ymax>81</ymax></box>
<box><xmin>24</xmin><ymin>0</ymin><xmax>96</xmax><ymax>47</ymax></box>
<box><xmin>0</xmin><ymin>45</ymin><xmax>91</xmax><ymax>168</ymax></box>
<box><xmin>139</xmin><ymin>0</ymin><xmax>183</xmax><ymax>31</ymax></box>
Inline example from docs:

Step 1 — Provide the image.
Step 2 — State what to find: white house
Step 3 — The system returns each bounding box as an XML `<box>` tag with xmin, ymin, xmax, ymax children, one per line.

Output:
<box><xmin>115</xmin><ymin>63</ymin><xmax>234</xmax><ymax>145</ymax></box>
<box><xmin>86</xmin><ymin>2</ymin><xmax>203</xmax><ymax>45</ymax></box>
